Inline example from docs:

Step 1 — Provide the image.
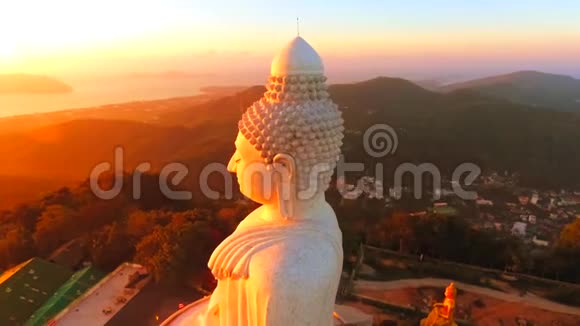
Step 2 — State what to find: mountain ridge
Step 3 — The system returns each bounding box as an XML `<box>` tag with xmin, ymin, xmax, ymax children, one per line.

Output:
<box><xmin>441</xmin><ymin>70</ymin><xmax>580</xmax><ymax>112</ymax></box>
<box><xmin>0</xmin><ymin>76</ymin><xmax>578</xmax><ymax>208</ymax></box>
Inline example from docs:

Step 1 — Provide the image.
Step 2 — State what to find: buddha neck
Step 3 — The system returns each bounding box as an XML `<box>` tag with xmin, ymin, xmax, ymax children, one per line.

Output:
<box><xmin>259</xmin><ymin>192</ymin><xmax>328</xmax><ymax>223</ymax></box>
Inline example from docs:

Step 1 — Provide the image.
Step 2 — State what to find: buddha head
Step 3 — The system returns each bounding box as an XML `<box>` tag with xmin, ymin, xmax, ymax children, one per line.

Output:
<box><xmin>444</xmin><ymin>282</ymin><xmax>457</xmax><ymax>299</ymax></box>
<box><xmin>227</xmin><ymin>37</ymin><xmax>344</xmax><ymax>219</ymax></box>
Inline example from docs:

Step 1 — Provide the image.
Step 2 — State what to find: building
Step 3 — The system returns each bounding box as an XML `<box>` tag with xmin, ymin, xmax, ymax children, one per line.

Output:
<box><xmin>104</xmin><ymin>282</ymin><xmax>204</xmax><ymax>326</ymax></box>
<box><xmin>532</xmin><ymin>236</ymin><xmax>549</xmax><ymax>247</ymax></box>
<box><xmin>518</xmin><ymin>195</ymin><xmax>530</xmax><ymax>206</ymax></box>
<box><xmin>47</xmin><ymin>238</ymin><xmax>88</xmax><ymax>270</ymax></box>
<box><xmin>559</xmin><ymin>195</ymin><xmax>580</xmax><ymax>206</ymax></box>
<box><xmin>51</xmin><ymin>263</ymin><xmax>150</xmax><ymax>325</ymax></box>
<box><xmin>511</xmin><ymin>222</ymin><xmax>528</xmax><ymax>237</ymax></box>
<box><xmin>25</xmin><ymin>266</ymin><xmax>104</xmax><ymax>326</ymax></box>
<box><xmin>476</xmin><ymin>198</ymin><xmax>494</xmax><ymax>206</ymax></box>
<box><xmin>434</xmin><ymin>188</ymin><xmax>456</xmax><ymax>198</ymax></box>
<box><xmin>0</xmin><ymin>258</ymin><xmax>73</xmax><ymax>325</ymax></box>
<box><xmin>530</xmin><ymin>193</ymin><xmax>539</xmax><ymax>205</ymax></box>
<box><xmin>333</xmin><ymin>304</ymin><xmax>373</xmax><ymax>325</ymax></box>
<box><xmin>432</xmin><ymin>206</ymin><xmax>459</xmax><ymax>217</ymax></box>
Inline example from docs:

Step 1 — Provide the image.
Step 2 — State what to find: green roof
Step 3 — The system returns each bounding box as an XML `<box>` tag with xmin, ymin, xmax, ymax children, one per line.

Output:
<box><xmin>0</xmin><ymin>258</ymin><xmax>73</xmax><ymax>326</ymax></box>
<box><xmin>25</xmin><ymin>266</ymin><xmax>104</xmax><ymax>326</ymax></box>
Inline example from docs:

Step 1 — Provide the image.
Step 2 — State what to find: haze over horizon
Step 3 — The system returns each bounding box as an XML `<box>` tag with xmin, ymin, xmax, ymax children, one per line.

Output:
<box><xmin>0</xmin><ymin>0</ymin><xmax>579</xmax><ymax>81</ymax></box>
<box><xmin>1</xmin><ymin>1</ymin><xmax>580</xmax><ymax>117</ymax></box>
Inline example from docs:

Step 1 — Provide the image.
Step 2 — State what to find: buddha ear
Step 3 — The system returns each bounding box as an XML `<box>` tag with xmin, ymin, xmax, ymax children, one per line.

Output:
<box><xmin>273</xmin><ymin>153</ymin><xmax>296</xmax><ymax>219</ymax></box>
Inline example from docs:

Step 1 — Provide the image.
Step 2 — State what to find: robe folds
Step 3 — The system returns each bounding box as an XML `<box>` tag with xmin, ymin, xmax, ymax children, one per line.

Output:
<box><xmin>201</xmin><ymin>215</ymin><xmax>343</xmax><ymax>326</ymax></box>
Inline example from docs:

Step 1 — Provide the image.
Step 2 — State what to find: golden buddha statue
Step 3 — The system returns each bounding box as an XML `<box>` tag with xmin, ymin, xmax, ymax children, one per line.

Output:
<box><xmin>421</xmin><ymin>282</ymin><xmax>457</xmax><ymax>326</ymax></box>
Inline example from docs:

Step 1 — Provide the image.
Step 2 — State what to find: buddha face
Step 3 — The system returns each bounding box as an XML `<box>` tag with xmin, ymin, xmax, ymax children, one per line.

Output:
<box><xmin>444</xmin><ymin>285</ymin><xmax>456</xmax><ymax>298</ymax></box>
<box><xmin>228</xmin><ymin>132</ymin><xmax>295</xmax><ymax>207</ymax></box>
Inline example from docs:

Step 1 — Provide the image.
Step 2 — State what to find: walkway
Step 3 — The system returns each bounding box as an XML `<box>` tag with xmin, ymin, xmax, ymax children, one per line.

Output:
<box><xmin>354</xmin><ymin>278</ymin><xmax>580</xmax><ymax>317</ymax></box>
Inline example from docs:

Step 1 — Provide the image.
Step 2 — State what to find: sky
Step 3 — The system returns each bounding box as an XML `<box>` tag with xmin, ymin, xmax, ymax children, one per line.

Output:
<box><xmin>0</xmin><ymin>0</ymin><xmax>579</xmax><ymax>81</ymax></box>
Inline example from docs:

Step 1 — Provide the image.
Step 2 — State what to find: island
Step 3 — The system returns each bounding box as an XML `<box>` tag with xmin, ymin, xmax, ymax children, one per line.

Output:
<box><xmin>0</xmin><ymin>74</ymin><xmax>73</xmax><ymax>94</ymax></box>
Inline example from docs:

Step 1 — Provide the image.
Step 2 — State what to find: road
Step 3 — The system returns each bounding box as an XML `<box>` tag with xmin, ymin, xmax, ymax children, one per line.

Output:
<box><xmin>354</xmin><ymin>278</ymin><xmax>580</xmax><ymax>317</ymax></box>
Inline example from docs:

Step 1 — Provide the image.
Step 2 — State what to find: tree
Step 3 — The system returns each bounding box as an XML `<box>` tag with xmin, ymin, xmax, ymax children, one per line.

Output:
<box><xmin>40</xmin><ymin>187</ymin><xmax>77</xmax><ymax>208</ymax></box>
<box><xmin>134</xmin><ymin>226</ymin><xmax>178</xmax><ymax>283</ymax></box>
<box><xmin>33</xmin><ymin>205</ymin><xmax>78</xmax><ymax>255</ymax></box>
<box><xmin>11</xmin><ymin>204</ymin><xmax>42</xmax><ymax>231</ymax></box>
<box><xmin>90</xmin><ymin>222</ymin><xmax>134</xmax><ymax>271</ymax></box>
<box><xmin>557</xmin><ymin>219</ymin><xmax>580</xmax><ymax>249</ymax></box>
<box><xmin>134</xmin><ymin>213</ymin><xmax>224</xmax><ymax>287</ymax></box>
<box><xmin>550</xmin><ymin>219</ymin><xmax>580</xmax><ymax>282</ymax></box>
<box><xmin>78</xmin><ymin>200</ymin><xmax>126</xmax><ymax>231</ymax></box>
<box><xmin>127</xmin><ymin>210</ymin><xmax>166</xmax><ymax>239</ymax></box>
<box><xmin>0</xmin><ymin>227</ymin><xmax>36</xmax><ymax>268</ymax></box>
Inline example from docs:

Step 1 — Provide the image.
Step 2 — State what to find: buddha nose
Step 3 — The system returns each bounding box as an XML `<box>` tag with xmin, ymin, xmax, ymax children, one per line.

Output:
<box><xmin>227</xmin><ymin>152</ymin><xmax>238</xmax><ymax>173</ymax></box>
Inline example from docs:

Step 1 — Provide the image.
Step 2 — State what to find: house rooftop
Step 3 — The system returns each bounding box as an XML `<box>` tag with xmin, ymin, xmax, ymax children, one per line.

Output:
<box><xmin>25</xmin><ymin>265</ymin><xmax>105</xmax><ymax>326</ymax></box>
<box><xmin>51</xmin><ymin>263</ymin><xmax>150</xmax><ymax>326</ymax></box>
<box><xmin>0</xmin><ymin>258</ymin><xmax>73</xmax><ymax>325</ymax></box>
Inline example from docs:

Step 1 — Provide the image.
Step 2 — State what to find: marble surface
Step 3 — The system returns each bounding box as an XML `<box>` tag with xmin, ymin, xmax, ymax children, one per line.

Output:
<box><xmin>270</xmin><ymin>36</ymin><xmax>324</xmax><ymax>76</ymax></box>
<box><xmin>162</xmin><ymin>299</ymin><xmax>373</xmax><ymax>326</ymax></box>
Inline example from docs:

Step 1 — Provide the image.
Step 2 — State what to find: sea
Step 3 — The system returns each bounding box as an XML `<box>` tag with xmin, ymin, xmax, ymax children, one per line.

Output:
<box><xmin>0</xmin><ymin>75</ymin><xmax>241</xmax><ymax>118</ymax></box>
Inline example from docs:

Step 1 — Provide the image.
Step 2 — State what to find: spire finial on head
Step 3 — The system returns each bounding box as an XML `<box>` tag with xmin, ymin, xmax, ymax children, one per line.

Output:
<box><xmin>296</xmin><ymin>17</ymin><xmax>300</xmax><ymax>36</ymax></box>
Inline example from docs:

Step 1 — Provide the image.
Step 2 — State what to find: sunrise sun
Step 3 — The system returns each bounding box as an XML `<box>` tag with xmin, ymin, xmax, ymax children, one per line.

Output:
<box><xmin>0</xmin><ymin>43</ymin><xmax>17</xmax><ymax>61</ymax></box>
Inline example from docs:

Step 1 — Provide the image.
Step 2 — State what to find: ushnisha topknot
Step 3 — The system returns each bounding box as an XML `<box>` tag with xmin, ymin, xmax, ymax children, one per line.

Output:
<box><xmin>238</xmin><ymin>37</ymin><xmax>344</xmax><ymax>192</ymax></box>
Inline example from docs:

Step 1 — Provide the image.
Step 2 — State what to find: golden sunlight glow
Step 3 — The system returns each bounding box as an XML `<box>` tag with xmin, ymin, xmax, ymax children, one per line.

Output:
<box><xmin>0</xmin><ymin>0</ymin><xmax>189</xmax><ymax>72</ymax></box>
<box><xmin>0</xmin><ymin>43</ymin><xmax>17</xmax><ymax>61</ymax></box>
<box><xmin>0</xmin><ymin>1</ymin><xmax>577</xmax><ymax>76</ymax></box>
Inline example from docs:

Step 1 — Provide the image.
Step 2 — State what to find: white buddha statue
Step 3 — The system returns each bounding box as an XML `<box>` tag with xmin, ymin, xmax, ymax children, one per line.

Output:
<box><xmin>163</xmin><ymin>36</ymin><xmax>345</xmax><ymax>326</ymax></box>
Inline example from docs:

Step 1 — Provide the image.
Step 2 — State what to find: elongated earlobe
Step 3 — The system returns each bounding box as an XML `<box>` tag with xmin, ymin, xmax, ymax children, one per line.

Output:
<box><xmin>276</xmin><ymin>181</ymin><xmax>294</xmax><ymax>219</ymax></box>
<box><xmin>273</xmin><ymin>153</ymin><xmax>295</xmax><ymax>219</ymax></box>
